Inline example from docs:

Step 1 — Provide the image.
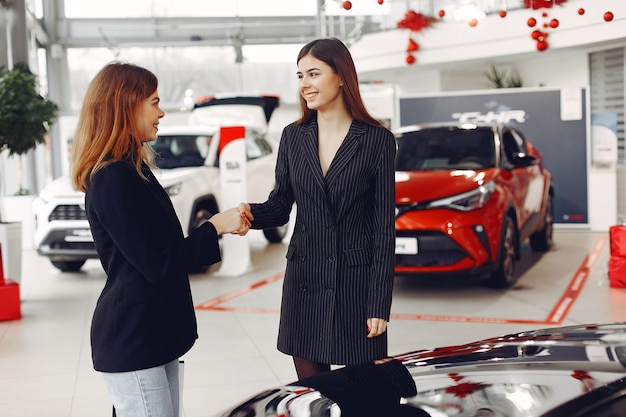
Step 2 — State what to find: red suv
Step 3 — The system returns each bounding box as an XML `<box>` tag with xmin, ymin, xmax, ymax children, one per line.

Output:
<box><xmin>394</xmin><ymin>122</ymin><xmax>554</xmax><ymax>288</ymax></box>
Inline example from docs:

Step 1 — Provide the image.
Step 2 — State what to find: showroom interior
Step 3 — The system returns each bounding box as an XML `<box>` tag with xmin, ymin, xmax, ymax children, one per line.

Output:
<box><xmin>1</xmin><ymin>1</ymin><xmax>626</xmax><ymax>416</ymax></box>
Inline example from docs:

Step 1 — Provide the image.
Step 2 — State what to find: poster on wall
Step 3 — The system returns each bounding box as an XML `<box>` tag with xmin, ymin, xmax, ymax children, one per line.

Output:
<box><xmin>399</xmin><ymin>88</ymin><xmax>588</xmax><ymax>225</ymax></box>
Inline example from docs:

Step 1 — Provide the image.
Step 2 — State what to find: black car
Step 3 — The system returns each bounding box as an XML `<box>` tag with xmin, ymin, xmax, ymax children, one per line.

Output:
<box><xmin>217</xmin><ymin>323</ymin><xmax>626</xmax><ymax>417</ymax></box>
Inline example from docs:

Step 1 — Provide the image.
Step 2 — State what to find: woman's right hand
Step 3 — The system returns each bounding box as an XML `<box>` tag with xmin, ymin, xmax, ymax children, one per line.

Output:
<box><xmin>237</xmin><ymin>202</ymin><xmax>254</xmax><ymax>223</ymax></box>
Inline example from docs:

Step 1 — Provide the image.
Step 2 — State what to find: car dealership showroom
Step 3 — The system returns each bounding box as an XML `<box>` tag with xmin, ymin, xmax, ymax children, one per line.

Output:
<box><xmin>2</xmin><ymin>1</ymin><xmax>626</xmax><ymax>416</ymax></box>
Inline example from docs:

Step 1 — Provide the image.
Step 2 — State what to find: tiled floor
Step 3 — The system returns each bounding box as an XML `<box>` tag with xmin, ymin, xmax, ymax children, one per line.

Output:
<box><xmin>1</xmin><ymin>228</ymin><xmax>625</xmax><ymax>417</ymax></box>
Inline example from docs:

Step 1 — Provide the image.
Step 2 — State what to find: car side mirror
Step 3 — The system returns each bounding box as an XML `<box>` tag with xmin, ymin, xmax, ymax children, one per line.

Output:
<box><xmin>512</xmin><ymin>153</ymin><xmax>537</xmax><ymax>168</ymax></box>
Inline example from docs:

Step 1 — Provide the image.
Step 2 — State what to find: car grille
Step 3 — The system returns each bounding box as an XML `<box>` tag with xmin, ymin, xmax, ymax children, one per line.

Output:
<box><xmin>395</xmin><ymin>231</ymin><xmax>466</xmax><ymax>266</ymax></box>
<box><xmin>49</xmin><ymin>205</ymin><xmax>87</xmax><ymax>221</ymax></box>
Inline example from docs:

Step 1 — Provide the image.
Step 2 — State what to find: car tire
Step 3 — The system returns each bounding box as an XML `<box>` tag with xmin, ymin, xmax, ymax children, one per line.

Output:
<box><xmin>486</xmin><ymin>215</ymin><xmax>517</xmax><ymax>289</ymax></box>
<box><xmin>263</xmin><ymin>224</ymin><xmax>289</xmax><ymax>243</ymax></box>
<box><xmin>529</xmin><ymin>193</ymin><xmax>554</xmax><ymax>252</ymax></box>
<box><xmin>51</xmin><ymin>260</ymin><xmax>86</xmax><ymax>272</ymax></box>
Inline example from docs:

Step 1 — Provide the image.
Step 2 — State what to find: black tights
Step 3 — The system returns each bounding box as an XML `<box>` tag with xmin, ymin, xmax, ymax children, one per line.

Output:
<box><xmin>293</xmin><ymin>357</ymin><xmax>331</xmax><ymax>380</ymax></box>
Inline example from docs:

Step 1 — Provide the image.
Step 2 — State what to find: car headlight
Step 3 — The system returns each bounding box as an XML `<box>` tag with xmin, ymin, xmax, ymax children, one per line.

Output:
<box><xmin>164</xmin><ymin>182</ymin><xmax>182</xmax><ymax>196</ymax></box>
<box><xmin>428</xmin><ymin>180</ymin><xmax>496</xmax><ymax>211</ymax></box>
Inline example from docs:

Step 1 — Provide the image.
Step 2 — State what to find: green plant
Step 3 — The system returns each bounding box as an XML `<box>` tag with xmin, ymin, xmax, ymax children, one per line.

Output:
<box><xmin>485</xmin><ymin>65</ymin><xmax>523</xmax><ymax>89</ymax></box>
<box><xmin>0</xmin><ymin>63</ymin><xmax>58</xmax><ymax>197</ymax></box>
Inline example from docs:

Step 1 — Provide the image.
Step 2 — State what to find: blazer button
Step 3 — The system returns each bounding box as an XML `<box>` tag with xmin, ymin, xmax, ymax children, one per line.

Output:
<box><xmin>328</xmin><ymin>256</ymin><xmax>336</xmax><ymax>262</ymax></box>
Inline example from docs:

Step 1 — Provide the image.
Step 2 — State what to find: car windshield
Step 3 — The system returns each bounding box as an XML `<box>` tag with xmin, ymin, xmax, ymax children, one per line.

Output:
<box><xmin>396</xmin><ymin>127</ymin><xmax>495</xmax><ymax>171</ymax></box>
<box><xmin>151</xmin><ymin>134</ymin><xmax>211</xmax><ymax>168</ymax></box>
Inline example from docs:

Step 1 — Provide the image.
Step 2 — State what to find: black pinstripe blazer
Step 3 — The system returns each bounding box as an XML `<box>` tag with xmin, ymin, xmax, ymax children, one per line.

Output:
<box><xmin>250</xmin><ymin>118</ymin><xmax>396</xmax><ymax>365</ymax></box>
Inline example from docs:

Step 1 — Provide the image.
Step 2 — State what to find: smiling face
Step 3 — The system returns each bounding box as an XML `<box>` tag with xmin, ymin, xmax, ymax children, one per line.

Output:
<box><xmin>297</xmin><ymin>54</ymin><xmax>344</xmax><ymax>114</ymax></box>
<box><xmin>136</xmin><ymin>90</ymin><xmax>165</xmax><ymax>142</ymax></box>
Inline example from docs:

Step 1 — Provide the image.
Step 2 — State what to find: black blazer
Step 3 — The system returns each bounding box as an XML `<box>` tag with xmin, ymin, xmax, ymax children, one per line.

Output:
<box><xmin>85</xmin><ymin>161</ymin><xmax>221</xmax><ymax>372</ymax></box>
<box><xmin>250</xmin><ymin>119</ymin><xmax>396</xmax><ymax>365</ymax></box>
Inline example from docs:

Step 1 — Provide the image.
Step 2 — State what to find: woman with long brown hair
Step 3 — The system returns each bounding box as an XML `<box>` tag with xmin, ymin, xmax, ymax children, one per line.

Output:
<box><xmin>72</xmin><ymin>62</ymin><xmax>249</xmax><ymax>417</ymax></box>
<box><xmin>239</xmin><ymin>38</ymin><xmax>396</xmax><ymax>379</ymax></box>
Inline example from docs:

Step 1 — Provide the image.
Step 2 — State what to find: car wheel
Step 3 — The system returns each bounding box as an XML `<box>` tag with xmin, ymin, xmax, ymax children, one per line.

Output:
<box><xmin>263</xmin><ymin>224</ymin><xmax>289</xmax><ymax>243</ymax></box>
<box><xmin>51</xmin><ymin>260</ymin><xmax>86</xmax><ymax>272</ymax></box>
<box><xmin>529</xmin><ymin>193</ymin><xmax>554</xmax><ymax>252</ymax></box>
<box><xmin>190</xmin><ymin>208</ymin><xmax>214</xmax><ymax>231</ymax></box>
<box><xmin>486</xmin><ymin>215</ymin><xmax>517</xmax><ymax>289</ymax></box>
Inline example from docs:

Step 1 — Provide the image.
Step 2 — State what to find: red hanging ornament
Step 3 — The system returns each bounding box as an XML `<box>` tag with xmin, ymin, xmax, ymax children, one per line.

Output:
<box><xmin>527</xmin><ymin>17</ymin><xmax>537</xmax><ymax>27</ymax></box>
<box><xmin>549</xmin><ymin>19</ymin><xmax>559</xmax><ymax>28</ymax></box>
<box><xmin>438</xmin><ymin>9</ymin><xmax>445</xmax><ymax>18</ymax></box>
<box><xmin>342</xmin><ymin>1</ymin><xmax>352</xmax><ymax>10</ymax></box>
<box><xmin>378</xmin><ymin>0</ymin><xmax>384</xmax><ymax>4</ymax></box>
<box><xmin>468</xmin><ymin>18</ymin><xmax>478</xmax><ymax>27</ymax></box>
<box><xmin>523</xmin><ymin>0</ymin><xmax>567</xmax><ymax>10</ymax></box>
<box><xmin>531</xmin><ymin>30</ymin><xmax>548</xmax><ymax>41</ymax></box>
<box><xmin>536</xmin><ymin>40</ymin><xmax>549</xmax><ymax>51</ymax></box>
<box><xmin>397</xmin><ymin>10</ymin><xmax>437</xmax><ymax>65</ymax></box>
<box><xmin>499</xmin><ymin>10</ymin><xmax>507</xmax><ymax>18</ymax></box>
<box><xmin>577</xmin><ymin>8</ymin><xmax>585</xmax><ymax>15</ymax></box>
<box><xmin>604</xmin><ymin>12</ymin><xmax>614</xmax><ymax>22</ymax></box>
<box><xmin>397</xmin><ymin>10</ymin><xmax>438</xmax><ymax>32</ymax></box>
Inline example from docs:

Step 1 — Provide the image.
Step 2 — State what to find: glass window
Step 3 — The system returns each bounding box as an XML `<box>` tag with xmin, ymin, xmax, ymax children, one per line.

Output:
<box><xmin>64</xmin><ymin>0</ymin><xmax>317</xmax><ymax>18</ymax></box>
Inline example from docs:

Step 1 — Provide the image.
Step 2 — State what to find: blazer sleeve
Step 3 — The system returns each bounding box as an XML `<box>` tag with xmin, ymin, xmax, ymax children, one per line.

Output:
<box><xmin>248</xmin><ymin>124</ymin><xmax>296</xmax><ymax>229</ymax></box>
<box><xmin>87</xmin><ymin>163</ymin><xmax>220</xmax><ymax>286</ymax></box>
<box><xmin>368</xmin><ymin>129</ymin><xmax>397</xmax><ymax>320</ymax></box>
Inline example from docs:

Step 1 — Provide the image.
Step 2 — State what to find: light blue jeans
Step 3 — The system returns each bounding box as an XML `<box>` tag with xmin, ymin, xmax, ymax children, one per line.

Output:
<box><xmin>101</xmin><ymin>359</ymin><xmax>180</xmax><ymax>417</ymax></box>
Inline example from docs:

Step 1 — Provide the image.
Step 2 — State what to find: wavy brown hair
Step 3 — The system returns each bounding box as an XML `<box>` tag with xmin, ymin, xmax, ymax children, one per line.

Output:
<box><xmin>71</xmin><ymin>62</ymin><xmax>157</xmax><ymax>192</ymax></box>
<box><xmin>296</xmin><ymin>37</ymin><xmax>382</xmax><ymax>128</ymax></box>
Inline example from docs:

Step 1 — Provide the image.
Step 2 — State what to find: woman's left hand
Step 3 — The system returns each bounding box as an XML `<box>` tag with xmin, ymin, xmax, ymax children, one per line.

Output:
<box><xmin>366</xmin><ymin>317</ymin><xmax>388</xmax><ymax>338</ymax></box>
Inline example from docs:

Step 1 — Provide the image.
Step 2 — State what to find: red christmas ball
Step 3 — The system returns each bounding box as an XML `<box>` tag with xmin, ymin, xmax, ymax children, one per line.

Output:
<box><xmin>531</xmin><ymin>29</ymin><xmax>542</xmax><ymax>40</ymax></box>
<box><xmin>549</xmin><ymin>19</ymin><xmax>559</xmax><ymax>28</ymax></box>
<box><xmin>468</xmin><ymin>18</ymin><xmax>478</xmax><ymax>27</ymax></box>
<box><xmin>406</xmin><ymin>54</ymin><xmax>416</xmax><ymax>65</ymax></box>
<box><xmin>536</xmin><ymin>40</ymin><xmax>548</xmax><ymax>51</ymax></box>
<box><xmin>342</xmin><ymin>1</ymin><xmax>352</xmax><ymax>10</ymax></box>
<box><xmin>578</xmin><ymin>8</ymin><xmax>585</xmax><ymax>15</ymax></box>
<box><xmin>542</xmin><ymin>12</ymin><xmax>548</xmax><ymax>18</ymax></box>
<box><xmin>499</xmin><ymin>10</ymin><xmax>507</xmax><ymax>18</ymax></box>
<box><xmin>438</xmin><ymin>9</ymin><xmax>445</xmax><ymax>18</ymax></box>
<box><xmin>378</xmin><ymin>0</ymin><xmax>384</xmax><ymax>4</ymax></box>
<box><xmin>604</xmin><ymin>11</ymin><xmax>614</xmax><ymax>22</ymax></box>
<box><xmin>527</xmin><ymin>17</ymin><xmax>537</xmax><ymax>27</ymax></box>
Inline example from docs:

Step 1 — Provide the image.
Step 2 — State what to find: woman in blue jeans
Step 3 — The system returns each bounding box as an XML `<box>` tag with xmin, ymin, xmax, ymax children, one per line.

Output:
<box><xmin>70</xmin><ymin>62</ymin><xmax>250</xmax><ymax>417</ymax></box>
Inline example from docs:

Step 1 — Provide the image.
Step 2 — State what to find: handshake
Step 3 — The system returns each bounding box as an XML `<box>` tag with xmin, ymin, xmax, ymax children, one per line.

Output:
<box><xmin>208</xmin><ymin>202</ymin><xmax>254</xmax><ymax>236</ymax></box>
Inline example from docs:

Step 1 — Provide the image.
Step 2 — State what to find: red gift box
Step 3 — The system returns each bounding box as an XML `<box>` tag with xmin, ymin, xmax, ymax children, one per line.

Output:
<box><xmin>0</xmin><ymin>244</ymin><xmax>21</xmax><ymax>321</ymax></box>
<box><xmin>608</xmin><ymin>256</ymin><xmax>626</xmax><ymax>288</ymax></box>
<box><xmin>0</xmin><ymin>279</ymin><xmax>21</xmax><ymax>321</ymax></box>
<box><xmin>610</xmin><ymin>225</ymin><xmax>626</xmax><ymax>258</ymax></box>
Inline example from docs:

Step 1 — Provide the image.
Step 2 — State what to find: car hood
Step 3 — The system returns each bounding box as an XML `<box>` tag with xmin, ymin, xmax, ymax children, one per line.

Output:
<box><xmin>152</xmin><ymin>166</ymin><xmax>213</xmax><ymax>188</ymax></box>
<box><xmin>36</xmin><ymin>176</ymin><xmax>83</xmax><ymax>200</ymax></box>
<box><xmin>217</xmin><ymin>323</ymin><xmax>626</xmax><ymax>417</ymax></box>
<box><xmin>395</xmin><ymin>169</ymin><xmax>496</xmax><ymax>204</ymax></box>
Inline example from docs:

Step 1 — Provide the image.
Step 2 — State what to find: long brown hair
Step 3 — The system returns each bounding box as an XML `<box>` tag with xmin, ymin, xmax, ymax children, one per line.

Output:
<box><xmin>71</xmin><ymin>62</ymin><xmax>157</xmax><ymax>192</ymax></box>
<box><xmin>296</xmin><ymin>37</ymin><xmax>381</xmax><ymax>127</ymax></box>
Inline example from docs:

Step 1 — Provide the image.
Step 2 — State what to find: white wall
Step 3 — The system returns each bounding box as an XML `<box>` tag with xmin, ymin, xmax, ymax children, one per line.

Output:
<box><xmin>351</xmin><ymin>0</ymin><xmax>624</xmax><ymax>93</ymax></box>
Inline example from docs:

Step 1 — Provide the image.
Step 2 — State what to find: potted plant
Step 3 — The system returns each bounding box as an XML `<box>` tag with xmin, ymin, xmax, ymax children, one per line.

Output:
<box><xmin>0</xmin><ymin>63</ymin><xmax>58</xmax><ymax>282</ymax></box>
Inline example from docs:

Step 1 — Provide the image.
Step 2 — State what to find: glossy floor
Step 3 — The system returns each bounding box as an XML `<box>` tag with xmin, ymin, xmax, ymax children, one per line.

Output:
<box><xmin>1</xmin><ymin>228</ymin><xmax>625</xmax><ymax>417</ymax></box>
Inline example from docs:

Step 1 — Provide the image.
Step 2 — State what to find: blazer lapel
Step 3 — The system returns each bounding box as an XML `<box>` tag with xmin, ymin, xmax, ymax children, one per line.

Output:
<box><xmin>300</xmin><ymin>122</ymin><xmax>327</xmax><ymax>192</ymax></box>
<box><xmin>324</xmin><ymin>121</ymin><xmax>365</xmax><ymax>186</ymax></box>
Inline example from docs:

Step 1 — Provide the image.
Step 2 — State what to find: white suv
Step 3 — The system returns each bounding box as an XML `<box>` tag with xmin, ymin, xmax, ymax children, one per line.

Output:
<box><xmin>33</xmin><ymin>96</ymin><xmax>287</xmax><ymax>272</ymax></box>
